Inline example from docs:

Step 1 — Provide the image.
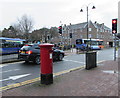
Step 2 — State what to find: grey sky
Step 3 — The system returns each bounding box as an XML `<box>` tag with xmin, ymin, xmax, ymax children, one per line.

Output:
<box><xmin>0</xmin><ymin>0</ymin><xmax>119</xmax><ymax>31</ymax></box>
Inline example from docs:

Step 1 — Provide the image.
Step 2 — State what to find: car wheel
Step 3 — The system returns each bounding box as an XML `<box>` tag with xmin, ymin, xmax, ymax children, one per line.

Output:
<box><xmin>58</xmin><ymin>54</ymin><xmax>63</xmax><ymax>61</ymax></box>
<box><xmin>35</xmin><ymin>56</ymin><xmax>40</xmax><ymax>65</ymax></box>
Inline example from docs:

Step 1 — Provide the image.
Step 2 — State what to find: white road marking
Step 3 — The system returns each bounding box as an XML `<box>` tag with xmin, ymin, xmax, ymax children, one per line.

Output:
<box><xmin>0</xmin><ymin>69</ymin><xmax>20</xmax><ymax>73</ymax></box>
<box><xmin>0</xmin><ymin>61</ymin><xmax>24</xmax><ymax>68</ymax></box>
<box><xmin>63</xmin><ymin>59</ymin><xmax>85</xmax><ymax>64</ymax></box>
<box><xmin>0</xmin><ymin>73</ymin><xmax>31</xmax><ymax>82</ymax></box>
<box><xmin>110</xmin><ymin>54</ymin><xmax>118</xmax><ymax>57</ymax></box>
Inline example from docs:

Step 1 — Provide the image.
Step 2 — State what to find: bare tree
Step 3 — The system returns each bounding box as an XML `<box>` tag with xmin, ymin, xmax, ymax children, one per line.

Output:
<box><xmin>49</xmin><ymin>27</ymin><xmax>59</xmax><ymax>38</ymax></box>
<box><xmin>2</xmin><ymin>26</ymin><xmax>17</xmax><ymax>38</ymax></box>
<box><xmin>30</xmin><ymin>27</ymin><xmax>59</xmax><ymax>43</ymax></box>
<box><xmin>13</xmin><ymin>14</ymin><xmax>34</xmax><ymax>39</ymax></box>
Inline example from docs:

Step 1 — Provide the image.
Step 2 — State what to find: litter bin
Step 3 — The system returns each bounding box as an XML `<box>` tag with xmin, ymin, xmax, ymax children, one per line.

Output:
<box><xmin>86</xmin><ymin>51</ymin><xmax>97</xmax><ymax>70</ymax></box>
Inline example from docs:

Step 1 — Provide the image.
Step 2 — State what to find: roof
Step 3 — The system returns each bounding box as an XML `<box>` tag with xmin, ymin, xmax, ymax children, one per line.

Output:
<box><xmin>66</xmin><ymin>21</ymin><xmax>111</xmax><ymax>30</ymax></box>
<box><xmin>67</xmin><ymin>22</ymin><xmax>87</xmax><ymax>29</ymax></box>
<box><xmin>93</xmin><ymin>22</ymin><xmax>111</xmax><ymax>30</ymax></box>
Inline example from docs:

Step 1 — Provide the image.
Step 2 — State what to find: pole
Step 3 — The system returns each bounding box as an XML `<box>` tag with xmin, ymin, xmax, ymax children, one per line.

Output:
<box><xmin>60</xmin><ymin>21</ymin><xmax>63</xmax><ymax>50</ymax></box>
<box><xmin>61</xmin><ymin>35</ymin><xmax>63</xmax><ymax>50</ymax></box>
<box><xmin>86</xmin><ymin>6</ymin><xmax>89</xmax><ymax>52</ymax></box>
<box><xmin>70</xmin><ymin>38</ymin><xmax>73</xmax><ymax>52</ymax></box>
<box><xmin>87</xmin><ymin>6</ymin><xmax>89</xmax><ymax>40</ymax></box>
<box><xmin>67</xmin><ymin>27</ymin><xmax>69</xmax><ymax>50</ymax></box>
<box><xmin>114</xmin><ymin>33</ymin><xmax>117</xmax><ymax>61</ymax></box>
<box><xmin>70</xmin><ymin>33</ymin><xmax>73</xmax><ymax>52</ymax></box>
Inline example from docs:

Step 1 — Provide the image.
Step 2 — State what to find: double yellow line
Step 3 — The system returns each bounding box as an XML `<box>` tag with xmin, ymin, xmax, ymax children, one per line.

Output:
<box><xmin>0</xmin><ymin>60</ymin><xmax>105</xmax><ymax>91</ymax></box>
<box><xmin>0</xmin><ymin>66</ymin><xmax>84</xmax><ymax>91</ymax></box>
<box><xmin>0</xmin><ymin>77</ymin><xmax>40</xmax><ymax>91</ymax></box>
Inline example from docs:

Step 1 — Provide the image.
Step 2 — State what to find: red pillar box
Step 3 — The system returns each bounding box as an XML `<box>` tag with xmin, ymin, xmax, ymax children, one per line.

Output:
<box><xmin>39</xmin><ymin>43</ymin><xmax>54</xmax><ymax>85</ymax></box>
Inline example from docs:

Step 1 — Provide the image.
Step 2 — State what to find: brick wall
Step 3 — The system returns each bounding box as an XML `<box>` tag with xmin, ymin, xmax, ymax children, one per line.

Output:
<box><xmin>51</xmin><ymin>21</ymin><xmax>113</xmax><ymax>48</ymax></box>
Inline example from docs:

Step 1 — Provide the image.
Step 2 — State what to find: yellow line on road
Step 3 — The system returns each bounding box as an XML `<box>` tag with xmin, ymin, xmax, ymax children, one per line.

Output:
<box><xmin>0</xmin><ymin>66</ymin><xmax>84</xmax><ymax>92</ymax></box>
<box><xmin>0</xmin><ymin>60</ymin><xmax>105</xmax><ymax>91</ymax></box>
<box><xmin>0</xmin><ymin>77</ymin><xmax>40</xmax><ymax>91</ymax></box>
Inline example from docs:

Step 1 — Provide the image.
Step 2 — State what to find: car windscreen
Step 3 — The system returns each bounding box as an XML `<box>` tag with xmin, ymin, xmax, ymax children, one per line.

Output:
<box><xmin>21</xmin><ymin>45</ymin><xmax>33</xmax><ymax>50</ymax></box>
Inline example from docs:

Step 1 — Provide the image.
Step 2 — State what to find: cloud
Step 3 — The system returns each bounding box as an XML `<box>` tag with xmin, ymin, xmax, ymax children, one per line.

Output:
<box><xmin>0</xmin><ymin>0</ymin><xmax>119</xmax><ymax>30</ymax></box>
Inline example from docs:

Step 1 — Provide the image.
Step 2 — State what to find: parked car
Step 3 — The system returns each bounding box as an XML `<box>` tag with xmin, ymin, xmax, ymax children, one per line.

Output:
<box><xmin>18</xmin><ymin>44</ymin><xmax>65</xmax><ymax>64</ymax></box>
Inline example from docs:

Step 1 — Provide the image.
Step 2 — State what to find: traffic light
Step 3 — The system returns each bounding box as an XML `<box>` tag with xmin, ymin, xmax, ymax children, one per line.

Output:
<box><xmin>112</xmin><ymin>19</ymin><xmax>117</xmax><ymax>34</ymax></box>
<box><xmin>70</xmin><ymin>33</ymin><xmax>72</xmax><ymax>38</ymax></box>
<box><xmin>58</xmin><ymin>26</ymin><xmax>62</xmax><ymax>34</ymax></box>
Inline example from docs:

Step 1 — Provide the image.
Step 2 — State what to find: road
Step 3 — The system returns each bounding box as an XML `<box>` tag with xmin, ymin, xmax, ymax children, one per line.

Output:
<box><xmin>0</xmin><ymin>48</ymin><xmax>118</xmax><ymax>87</ymax></box>
<box><xmin>1</xmin><ymin>54</ymin><xmax>18</xmax><ymax>63</ymax></box>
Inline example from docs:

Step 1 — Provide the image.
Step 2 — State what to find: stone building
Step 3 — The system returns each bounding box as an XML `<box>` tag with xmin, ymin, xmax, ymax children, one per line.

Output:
<box><xmin>62</xmin><ymin>21</ymin><xmax>113</xmax><ymax>48</ymax></box>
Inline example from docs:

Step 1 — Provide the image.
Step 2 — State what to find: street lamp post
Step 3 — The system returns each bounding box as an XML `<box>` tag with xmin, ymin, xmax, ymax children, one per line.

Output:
<box><xmin>87</xmin><ymin>6</ymin><xmax>89</xmax><ymax>40</ymax></box>
<box><xmin>80</xmin><ymin>4</ymin><xmax>97</xmax><ymax>70</ymax></box>
<box><xmin>80</xmin><ymin>4</ymin><xmax>95</xmax><ymax>51</ymax></box>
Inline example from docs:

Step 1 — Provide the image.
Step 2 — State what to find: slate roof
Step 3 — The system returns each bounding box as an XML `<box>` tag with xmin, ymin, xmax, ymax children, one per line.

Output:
<box><xmin>66</xmin><ymin>20</ymin><xmax>111</xmax><ymax>31</ymax></box>
<box><xmin>67</xmin><ymin>22</ymin><xmax>87</xmax><ymax>29</ymax></box>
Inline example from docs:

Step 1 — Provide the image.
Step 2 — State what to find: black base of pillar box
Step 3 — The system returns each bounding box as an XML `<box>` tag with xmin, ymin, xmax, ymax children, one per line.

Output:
<box><xmin>86</xmin><ymin>51</ymin><xmax>97</xmax><ymax>70</ymax></box>
<box><xmin>41</xmin><ymin>74</ymin><xmax>53</xmax><ymax>85</ymax></box>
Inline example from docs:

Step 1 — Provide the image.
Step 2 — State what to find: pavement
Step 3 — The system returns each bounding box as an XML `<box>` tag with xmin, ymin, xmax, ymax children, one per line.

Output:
<box><xmin>1</xmin><ymin>48</ymin><xmax>119</xmax><ymax>97</ymax></box>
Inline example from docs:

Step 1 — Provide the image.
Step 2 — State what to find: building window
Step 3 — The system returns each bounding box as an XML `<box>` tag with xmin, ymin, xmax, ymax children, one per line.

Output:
<box><xmin>97</xmin><ymin>29</ymin><xmax>99</xmax><ymax>32</ymax></box>
<box><xmin>89</xmin><ymin>28</ymin><xmax>92</xmax><ymax>31</ymax></box>
<box><xmin>80</xmin><ymin>29</ymin><xmax>82</xmax><ymax>32</ymax></box>
<box><xmin>97</xmin><ymin>34</ymin><xmax>99</xmax><ymax>38</ymax></box>
<box><xmin>80</xmin><ymin>35</ymin><xmax>83</xmax><ymax>38</ymax></box>
<box><xmin>89</xmin><ymin>34</ymin><xmax>92</xmax><ymax>38</ymax></box>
